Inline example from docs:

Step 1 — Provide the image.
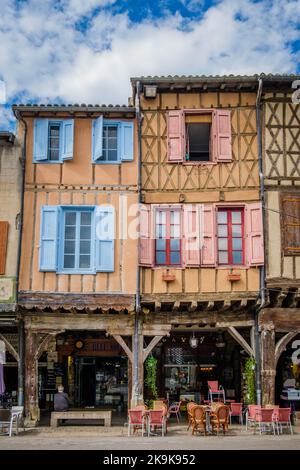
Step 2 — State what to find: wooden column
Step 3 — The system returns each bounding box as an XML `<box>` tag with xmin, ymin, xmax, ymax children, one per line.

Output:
<box><xmin>25</xmin><ymin>329</ymin><xmax>39</xmax><ymax>425</ymax></box>
<box><xmin>261</xmin><ymin>322</ymin><xmax>276</xmax><ymax>406</ymax></box>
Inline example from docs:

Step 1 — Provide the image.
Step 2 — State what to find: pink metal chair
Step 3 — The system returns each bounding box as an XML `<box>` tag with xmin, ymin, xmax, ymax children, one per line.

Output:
<box><xmin>245</xmin><ymin>405</ymin><xmax>261</xmax><ymax>430</ymax></box>
<box><xmin>207</xmin><ymin>381</ymin><xmax>225</xmax><ymax>402</ymax></box>
<box><xmin>254</xmin><ymin>408</ymin><xmax>276</xmax><ymax>435</ymax></box>
<box><xmin>229</xmin><ymin>403</ymin><xmax>243</xmax><ymax>425</ymax></box>
<box><xmin>148</xmin><ymin>409</ymin><xmax>166</xmax><ymax>437</ymax></box>
<box><xmin>128</xmin><ymin>409</ymin><xmax>146</xmax><ymax>437</ymax></box>
<box><xmin>168</xmin><ymin>401</ymin><xmax>182</xmax><ymax>422</ymax></box>
<box><xmin>274</xmin><ymin>408</ymin><xmax>293</xmax><ymax>435</ymax></box>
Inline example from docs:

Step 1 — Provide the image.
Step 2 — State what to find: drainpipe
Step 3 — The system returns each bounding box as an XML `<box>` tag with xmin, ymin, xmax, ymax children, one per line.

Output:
<box><xmin>255</xmin><ymin>77</ymin><xmax>266</xmax><ymax>406</ymax></box>
<box><xmin>13</xmin><ymin>109</ymin><xmax>27</xmax><ymax>407</ymax></box>
<box><xmin>133</xmin><ymin>81</ymin><xmax>143</xmax><ymax>405</ymax></box>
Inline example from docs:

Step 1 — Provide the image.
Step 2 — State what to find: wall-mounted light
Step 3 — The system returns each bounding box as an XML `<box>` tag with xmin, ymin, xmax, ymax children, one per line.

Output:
<box><xmin>189</xmin><ymin>332</ymin><xmax>198</xmax><ymax>349</ymax></box>
<box><xmin>216</xmin><ymin>332</ymin><xmax>226</xmax><ymax>349</ymax></box>
<box><xmin>144</xmin><ymin>85</ymin><xmax>157</xmax><ymax>99</ymax></box>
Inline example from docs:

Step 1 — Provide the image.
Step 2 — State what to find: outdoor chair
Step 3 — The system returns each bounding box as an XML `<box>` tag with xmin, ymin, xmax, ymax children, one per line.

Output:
<box><xmin>245</xmin><ymin>405</ymin><xmax>261</xmax><ymax>430</ymax></box>
<box><xmin>168</xmin><ymin>400</ymin><xmax>182</xmax><ymax>422</ymax></box>
<box><xmin>210</xmin><ymin>405</ymin><xmax>230</xmax><ymax>435</ymax></box>
<box><xmin>148</xmin><ymin>409</ymin><xmax>166</xmax><ymax>437</ymax></box>
<box><xmin>127</xmin><ymin>409</ymin><xmax>146</xmax><ymax>437</ymax></box>
<box><xmin>191</xmin><ymin>405</ymin><xmax>207</xmax><ymax>436</ymax></box>
<box><xmin>274</xmin><ymin>408</ymin><xmax>293</xmax><ymax>435</ymax></box>
<box><xmin>207</xmin><ymin>381</ymin><xmax>225</xmax><ymax>402</ymax></box>
<box><xmin>254</xmin><ymin>408</ymin><xmax>276</xmax><ymax>435</ymax></box>
<box><xmin>229</xmin><ymin>403</ymin><xmax>243</xmax><ymax>425</ymax></box>
<box><xmin>0</xmin><ymin>409</ymin><xmax>16</xmax><ymax>437</ymax></box>
<box><xmin>186</xmin><ymin>402</ymin><xmax>197</xmax><ymax>430</ymax></box>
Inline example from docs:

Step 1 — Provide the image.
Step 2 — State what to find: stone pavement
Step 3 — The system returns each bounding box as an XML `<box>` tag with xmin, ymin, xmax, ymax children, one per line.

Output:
<box><xmin>0</xmin><ymin>423</ymin><xmax>299</xmax><ymax>450</ymax></box>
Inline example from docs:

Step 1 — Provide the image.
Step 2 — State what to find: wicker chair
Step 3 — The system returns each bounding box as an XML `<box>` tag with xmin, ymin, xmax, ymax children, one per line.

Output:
<box><xmin>191</xmin><ymin>405</ymin><xmax>207</xmax><ymax>436</ymax></box>
<box><xmin>210</xmin><ymin>405</ymin><xmax>230</xmax><ymax>435</ymax></box>
<box><xmin>186</xmin><ymin>402</ymin><xmax>197</xmax><ymax>430</ymax></box>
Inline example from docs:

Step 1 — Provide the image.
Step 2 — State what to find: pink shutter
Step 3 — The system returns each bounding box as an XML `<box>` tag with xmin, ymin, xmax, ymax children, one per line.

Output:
<box><xmin>201</xmin><ymin>204</ymin><xmax>216</xmax><ymax>266</ymax></box>
<box><xmin>183</xmin><ymin>204</ymin><xmax>200</xmax><ymax>266</ymax></box>
<box><xmin>139</xmin><ymin>204</ymin><xmax>153</xmax><ymax>266</ymax></box>
<box><xmin>246</xmin><ymin>202</ymin><xmax>264</xmax><ymax>266</ymax></box>
<box><xmin>214</xmin><ymin>109</ymin><xmax>232</xmax><ymax>162</ymax></box>
<box><xmin>167</xmin><ymin>110</ymin><xmax>185</xmax><ymax>162</ymax></box>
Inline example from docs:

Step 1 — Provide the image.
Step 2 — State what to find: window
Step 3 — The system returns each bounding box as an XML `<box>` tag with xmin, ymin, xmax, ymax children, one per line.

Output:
<box><xmin>217</xmin><ymin>209</ymin><xmax>244</xmax><ymax>265</ymax></box>
<box><xmin>48</xmin><ymin>123</ymin><xmax>61</xmax><ymax>161</ymax></box>
<box><xmin>63</xmin><ymin>210</ymin><xmax>92</xmax><ymax>271</ymax></box>
<box><xmin>0</xmin><ymin>221</ymin><xmax>9</xmax><ymax>275</ymax></box>
<box><xmin>33</xmin><ymin>118</ymin><xmax>74</xmax><ymax>162</ymax></box>
<box><xmin>92</xmin><ymin>117</ymin><xmax>134</xmax><ymax>163</ymax></box>
<box><xmin>139</xmin><ymin>203</ymin><xmax>263</xmax><ymax>268</ymax></box>
<box><xmin>155</xmin><ymin>209</ymin><xmax>181</xmax><ymax>266</ymax></box>
<box><xmin>167</xmin><ymin>109</ymin><xmax>232</xmax><ymax>163</ymax></box>
<box><xmin>39</xmin><ymin>205</ymin><xmax>115</xmax><ymax>273</ymax></box>
<box><xmin>102</xmin><ymin>123</ymin><xmax>118</xmax><ymax>162</ymax></box>
<box><xmin>281</xmin><ymin>195</ymin><xmax>300</xmax><ymax>255</ymax></box>
<box><xmin>186</xmin><ymin>114</ymin><xmax>211</xmax><ymax>162</ymax></box>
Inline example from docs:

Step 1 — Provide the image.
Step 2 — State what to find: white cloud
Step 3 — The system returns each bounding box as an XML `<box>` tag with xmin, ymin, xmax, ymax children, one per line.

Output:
<box><xmin>0</xmin><ymin>0</ymin><xmax>299</xmax><ymax>128</ymax></box>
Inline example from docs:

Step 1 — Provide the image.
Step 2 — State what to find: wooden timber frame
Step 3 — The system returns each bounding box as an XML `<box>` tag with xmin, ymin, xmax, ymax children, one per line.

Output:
<box><xmin>22</xmin><ymin>306</ymin><xmax>256</xmax><ymax>422</ymax></box>
<box><xmin>259</xmin><ymin>308</ymin><xmax>300</xmax><ymax>405</ymax></box>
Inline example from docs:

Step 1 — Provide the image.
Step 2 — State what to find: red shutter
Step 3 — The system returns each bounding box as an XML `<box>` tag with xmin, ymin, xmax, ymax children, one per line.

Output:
<box><xmin>183</xmin><ymin>204</ymin><xmax>200</xmax><ymax>266</ymax></box>
<box><xmin>167</xmin><ymin>110</ymin><xmax>185</xmax><ymax>162</ymax></box>
<box><xmin>213</xmin><ymin>109</ymin><xmax>232</xmax><ymax>162</ymax></box>
<box><xmin>201</xmin><ymin>205</ymin><xmax>217</xmax><ymax>266</ymax></box>
<box><xmin>139</xmin><ymin>204</ymin><xmax>153</xmax><ymax>266</ymax></box>
<box><xmin>0</xmin><ymin>221</ymin><xmax>9</xmax><ymax>275</ymax></box>
<box><xmin>246</xmin><ymin>202</ymin><xmax>264</xmax><ymax>266</ymax></box>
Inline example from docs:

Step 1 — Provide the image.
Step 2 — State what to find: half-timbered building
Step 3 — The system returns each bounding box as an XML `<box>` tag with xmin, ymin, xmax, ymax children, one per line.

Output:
<box><xmin>258</xmin><ymin>75</ymin><xmax>300</xmax><ymax>405</ymax></box>
<box><xmin>131</xmin><ymin>75</ymin><xmax>264</xmax><ymax>404</ymax></box>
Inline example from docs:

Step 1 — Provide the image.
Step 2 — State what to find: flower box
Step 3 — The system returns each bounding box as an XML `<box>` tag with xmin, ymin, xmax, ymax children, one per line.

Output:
<box><xmin>162</xmin><ymin>271</ymin><xmax>176</xmax><ymax>282</ymax></box>
<box><xmin>227</xmin><ymin>273</ymin><xmax>241</xmax><ymax>282</ymax></box>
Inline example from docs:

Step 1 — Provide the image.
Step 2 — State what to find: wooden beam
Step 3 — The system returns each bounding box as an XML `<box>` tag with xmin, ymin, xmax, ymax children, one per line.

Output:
<box><xmin>188</xmin><ymin>301</ymin><xmax>198</xmax><ymax>313</ymax></box>
<box><xmin>0</xmin><ymin>333</ymin><xmax>19</xmax><ymax>362</ymax></box>
<box><xmin>35</xmin><ymin>332</ymin><xmax>63</xmax><ymax>360</ymax></box>
<box><xmin>275</xmin><ymin>331</ymin><xmax>298</xmax><ymax>367</ymax></box>
<box><xmin>111</xmin><ymin>335</ymin><xmax>133</xmax><ymax>363</ymax></box>
<box><xmin>227</xmin><ymin>327</ymin><xmax>254</xmax><ymax>356</ymax></box>
<box><xmin>155</xmin><ymin>302</ymin><xmax>161</xmax><ymax>313</ymax></box>
<box><xmin>143</xmin><ymin>336</ymin><xmax>164</xmax><ymax>362</ymax></box>
<box><xmin>259</xmin><ymin>308</ymin><xmax>300</xmax><ymax>331</ymax></box>
<box><xmin>24</xmin><ymin>314</ymin><xmax>134</xmax><ymax>332</ymax></box>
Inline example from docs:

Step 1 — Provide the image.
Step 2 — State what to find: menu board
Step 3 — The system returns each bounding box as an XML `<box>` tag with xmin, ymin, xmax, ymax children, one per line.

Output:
<box><xmin>46</xmin><ymin>363</ymin><xmax>64</xmax><ymax>389</ymax></box>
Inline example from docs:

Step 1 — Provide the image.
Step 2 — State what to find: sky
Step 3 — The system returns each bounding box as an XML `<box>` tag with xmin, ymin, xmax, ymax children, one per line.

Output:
<box><xmin>0</xmin><ymin>0</ymin><xmax>300</xmax><ymax>130</ymax></box>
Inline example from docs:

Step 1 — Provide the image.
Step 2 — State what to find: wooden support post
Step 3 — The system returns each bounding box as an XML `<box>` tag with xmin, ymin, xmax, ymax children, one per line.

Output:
<box><xmin>25</xmin><ymin>329</ymin><xmax>39</xmax><ymax>425</ymax></box>
<box><xmin>261</xmin><ymin>323</ymin><xmax>276</xmax><ymax>406</ymax></box>
<box><xmin>227</xmin><ymin>327</ymin><xmax>254</xmax><ymax>357</ymax></box>
<box><xmin>143</xmin><ymin>336</ymin><xmax>164</xmax><ymax>362</ymax></box>
<box><xmin>111</xmin><ymin>334</ymin><xmax>133</xmax><ymax>363</ymax></box>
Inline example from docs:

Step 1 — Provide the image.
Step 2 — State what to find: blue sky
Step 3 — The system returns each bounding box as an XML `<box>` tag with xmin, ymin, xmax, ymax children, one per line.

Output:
<box><xmin>0</xmin><ymin>0</ymin><xmax>300</xmax><ymax>130</ymax></box>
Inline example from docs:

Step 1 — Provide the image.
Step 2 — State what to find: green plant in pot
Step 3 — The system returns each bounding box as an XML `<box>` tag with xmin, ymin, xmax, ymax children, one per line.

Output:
<box><xmin>244</xmin><ymin>356</ymin><xmax>256</xmax><ymax>404</ymax></box>
<box><xmin>145</xmin><ymin>355</ymin><xmax>158</xmax><ymax>406</ymax></box>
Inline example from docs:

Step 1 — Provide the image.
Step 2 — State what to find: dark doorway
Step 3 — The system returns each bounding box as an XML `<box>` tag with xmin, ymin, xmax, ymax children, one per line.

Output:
<box><xmin>80</xmin><ymin>362</ymin><xmax>96</xmax><ymax>406</ymax></box>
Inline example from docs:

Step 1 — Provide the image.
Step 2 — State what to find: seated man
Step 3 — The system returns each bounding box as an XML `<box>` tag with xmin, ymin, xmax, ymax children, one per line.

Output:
<box><xmin>54</xmin><ymin>385</ymin><xmax>70</xmax><ymax>412</ymax></box>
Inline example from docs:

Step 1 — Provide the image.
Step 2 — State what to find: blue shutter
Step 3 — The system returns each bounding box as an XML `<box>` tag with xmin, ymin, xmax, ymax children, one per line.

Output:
<box><xmin>62</xmin><ymin>119</ymin><xmax>74</xmax><ymax>160</ymax></box>
<box><xmin>34</xmin><ymin>119</ymin><xmax>48</xmax><ymax>161</ymax></box>
<box><xmin>92</xmin><ymin>116</ymin><xmax>103</xmax><ymax>162</ymax></box>
<box><xmin>39</xmin><ymin>206</ymin><xmax>59</xmax><ymax>271</ymax></box>
<box><xmin>95</xmin><ymin>205</ymin><xmax>115</xmax><ymax>272</ymax></box>
<box><xmin>121</xmin><ymin>121</ymin><xmax>134</xmax><ymax>161</ymax></box>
